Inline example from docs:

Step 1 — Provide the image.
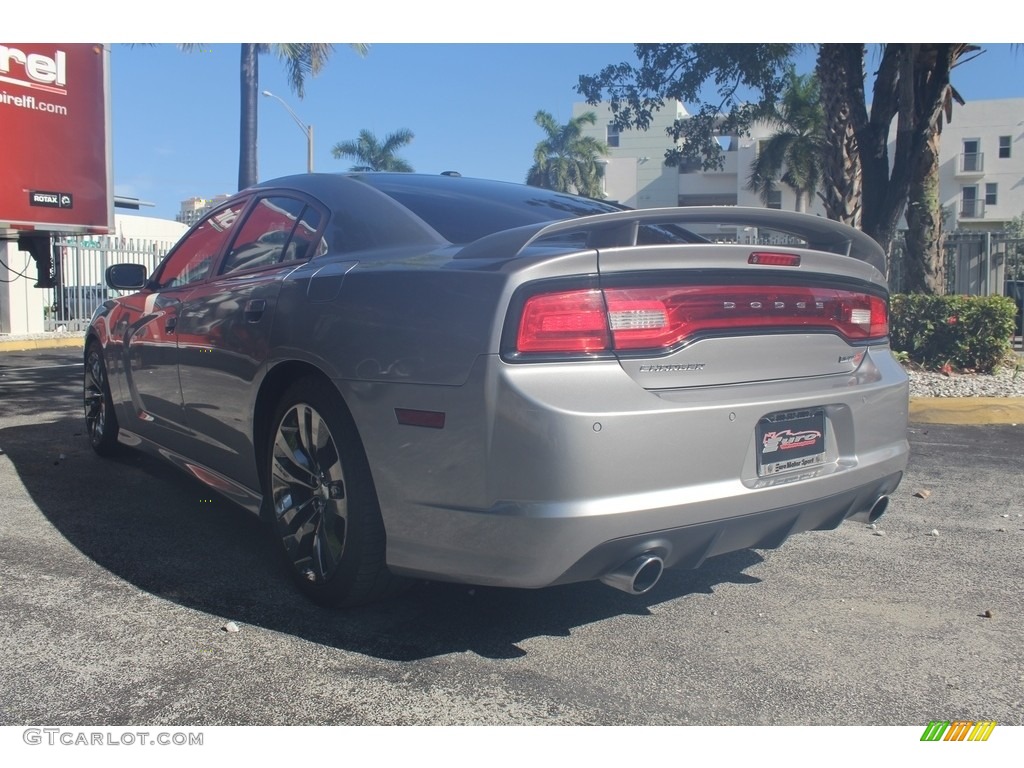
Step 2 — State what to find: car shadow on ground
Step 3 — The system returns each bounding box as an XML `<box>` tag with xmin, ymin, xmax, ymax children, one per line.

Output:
<box><xmin>1</xmin><ymin>415</ymin><xmax>764</xmax><ymax>661</ymax></box>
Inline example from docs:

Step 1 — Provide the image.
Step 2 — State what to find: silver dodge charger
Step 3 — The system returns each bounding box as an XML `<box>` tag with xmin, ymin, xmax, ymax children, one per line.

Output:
<box><xmin>84</xmin><ymin>173</ymin><xmax>909</xmax><ymax>606</ymax></box>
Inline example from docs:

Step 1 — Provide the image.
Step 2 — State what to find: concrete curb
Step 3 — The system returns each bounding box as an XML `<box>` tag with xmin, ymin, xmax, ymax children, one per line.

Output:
<box><xmin>0</xmin><ymin>335</ymin><xmax>85</xmax><ymax>352</ymax></box>
<box><xmin>909</xmin><ymin>397</ymin><xmax>1024</xmax><ymax>426</ymax></box>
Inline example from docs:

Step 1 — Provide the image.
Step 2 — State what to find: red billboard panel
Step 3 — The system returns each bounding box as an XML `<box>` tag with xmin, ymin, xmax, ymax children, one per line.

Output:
<box><xmin>0</xmin><ymin>43</ymin><xmax>113</xmax><ymax>234</ymax></box>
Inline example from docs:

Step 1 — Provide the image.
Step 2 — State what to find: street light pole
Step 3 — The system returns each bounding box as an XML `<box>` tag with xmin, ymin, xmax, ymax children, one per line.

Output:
<box><xmin>262</xmin><ymin>90</ymin><xmax>314</xmax><ymax>173</ymax></box>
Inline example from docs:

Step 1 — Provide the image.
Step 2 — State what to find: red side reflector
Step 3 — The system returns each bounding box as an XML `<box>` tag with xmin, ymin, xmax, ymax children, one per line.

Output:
<box><xmin>748</xmin><ymin>252</ymin><xmax>801</xmax><ymax>267</ymax></box>
<box><xmin>395</xmin><ymin>408</ymin><xmax>446</xmax><ymax>429</ymax></box>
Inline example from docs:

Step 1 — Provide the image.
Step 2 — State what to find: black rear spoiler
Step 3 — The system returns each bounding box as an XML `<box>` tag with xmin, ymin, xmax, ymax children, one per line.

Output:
<box><xmin>455</xmin><ymin>206</ymin><xmax>886</xmax><ymax>273</ymax></box>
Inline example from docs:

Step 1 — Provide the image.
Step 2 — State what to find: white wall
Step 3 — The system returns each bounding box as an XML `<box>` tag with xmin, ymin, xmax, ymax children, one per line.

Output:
<box><xmin>114</xmin><ymin>213</ymin><xmax>188</xmax><ymax>243</ymax></box>
<box><xmin>936</xmin><ymin>98</ymin><xmax>1024</xmax><ymax>231</ymax></box>
<box><xmin>0</xmin><ymin>240</ymin><xmax>46</xmax><ymax>335</ymax></box>
<box><xmin>574</xmin><ymin>100</ymin><xmax>687</xmax><ymax>208</ymax></box>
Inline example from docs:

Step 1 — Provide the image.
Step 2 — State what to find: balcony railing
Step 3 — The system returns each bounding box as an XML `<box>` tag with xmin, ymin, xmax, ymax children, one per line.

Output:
<box><xmin>957</xmin><ymin>152</ymin><xmax>985</xmax><ymax>175</ymax></box>
<box><xmin>960</xmin><ymin>199</ymin><xmax>986</xmax><ymax>219</ymax></box>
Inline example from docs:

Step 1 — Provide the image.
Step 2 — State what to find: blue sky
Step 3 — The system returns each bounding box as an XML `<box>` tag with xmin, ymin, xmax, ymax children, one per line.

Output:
<box><xmin>7</xmin><ymin>0</ymin><xmax>1023</xmax><ymax>224</ymax></box>
<box><xmin>108</xmin><ymin>43</ymin><xmax>1024</xmax><ymax>221</ymax></box>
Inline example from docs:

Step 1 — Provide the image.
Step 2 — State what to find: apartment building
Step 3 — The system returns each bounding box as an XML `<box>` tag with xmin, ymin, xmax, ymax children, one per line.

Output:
<box><xmin>175</xmin><ymin>194</ymin><xmax>232</xmax><ymax>226</ymax></box>
<box><xmin>939</xmin><ymin>99</ymin><xmax>1023</xmax><ymax>230</ymax></box>
<box><xmin>573</xmin><ymin>97</ymin><xmax>1024</xmax><ymax>231</ymax></box>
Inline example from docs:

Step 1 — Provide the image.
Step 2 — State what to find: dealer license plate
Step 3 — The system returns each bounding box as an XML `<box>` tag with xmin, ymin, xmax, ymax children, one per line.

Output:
<box><xmin>756</xmin><ymin>409</ymin><xmax>826</xmax><ymax>476</ymax></box>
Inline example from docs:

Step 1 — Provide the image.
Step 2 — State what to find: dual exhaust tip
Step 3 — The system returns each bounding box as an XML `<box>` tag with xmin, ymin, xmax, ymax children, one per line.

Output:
<box><xmin>599</xmin><ymin>495</ymin><xmax>890</xmax><ymax>596</ymax></box>
<box><xmin>848</xmin><ymin>495</ymin><xmax>890</xmax><ymax>524</ymax></box>
<box><xmin>600</xmin><ymin>553</ymin><xmax>664</xmax><ymax>595</ymax></box>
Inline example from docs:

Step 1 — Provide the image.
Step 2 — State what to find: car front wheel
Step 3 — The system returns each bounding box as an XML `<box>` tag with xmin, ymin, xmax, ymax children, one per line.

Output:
<box><xmin>265</xmin><ymin>377</ymin><xmax>395</xmax><ymax>607</ymax></box>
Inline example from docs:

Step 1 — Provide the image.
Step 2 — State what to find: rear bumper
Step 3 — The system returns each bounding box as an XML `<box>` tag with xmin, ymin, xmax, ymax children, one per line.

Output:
<box><xmin>384</xmin><ymin>463</ymin><xmax>907</xmax><ymax>588</ymax></box>
<box><xmin>551</xmin><ymin>470</ymin><xmax>902</xmax><ymax>585</ymax></box>
<box><xmin>348</xmin><ymin>346</ymin><xmax>910</xmax><ymax>589</ymax></box>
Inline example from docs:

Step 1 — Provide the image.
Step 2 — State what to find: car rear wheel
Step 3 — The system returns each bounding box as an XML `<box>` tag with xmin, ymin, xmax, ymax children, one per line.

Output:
<box><xmin>84</xmin><ymin>341</ymin><xmax>119</xmax><ymax>456</ymax></box>
<box><xmin>266</xmin><ymin>377</ymin><xmax>396</xmax><ymax>606</ymax></box>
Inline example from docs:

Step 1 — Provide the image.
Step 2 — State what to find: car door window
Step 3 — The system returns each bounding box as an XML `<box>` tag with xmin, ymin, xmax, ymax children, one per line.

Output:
<box><xmin>154</xmin><ymin>201</ymin><xmax>247</xmax><ymax>290</ymax></box>
<box><xmin>220</xmin><ymin>196</ymin><xmax>323</xmax><ymax>276</ymax></box>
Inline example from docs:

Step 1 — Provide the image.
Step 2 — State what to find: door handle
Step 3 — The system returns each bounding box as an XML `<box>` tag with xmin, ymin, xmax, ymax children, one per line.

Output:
<box><xmin>165</xmin><ymin>316</ymin><xmax>177</xmax><ymax>334</ymax></box>
<box><xmin>244</xmin><ymin>299</ymin><xmax>266</xmax><ymax>323</ymax></box>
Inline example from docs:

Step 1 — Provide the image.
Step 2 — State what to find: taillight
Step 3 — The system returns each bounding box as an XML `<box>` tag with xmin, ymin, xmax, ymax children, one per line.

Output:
<box><xmin>517</xmin><ymin>290</ymin><xmax>611</xmax><ymax>353</ymax></box>
<box><xmin>513</xmin><ymin>284</ymin><xmax>888</xmax><ymax>356</ymax></box>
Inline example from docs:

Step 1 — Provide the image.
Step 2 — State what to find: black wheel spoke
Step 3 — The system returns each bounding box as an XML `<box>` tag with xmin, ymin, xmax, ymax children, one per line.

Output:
<box><xmin>272</xmin><ymin>428</ymin><xmax>317</xmax><ymax>489</ymax></box>
<box><xmin>314</xmin><ymin>514</ymin><xmax>346</xmax><ymax>579</ymax></box>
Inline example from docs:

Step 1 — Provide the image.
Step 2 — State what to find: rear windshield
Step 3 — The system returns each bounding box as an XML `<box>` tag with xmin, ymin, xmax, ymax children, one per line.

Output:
<box><xmin>353</xmin><ymin>175</ymin><xmax>625</xmax><ymax>244</ymax></box>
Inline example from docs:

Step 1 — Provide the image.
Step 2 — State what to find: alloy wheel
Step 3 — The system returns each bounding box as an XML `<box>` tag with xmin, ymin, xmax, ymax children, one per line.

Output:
<box><xmin>270</xmin><ymin>402</ymin><xmax>348</xmax><ymax>584</ymax></box>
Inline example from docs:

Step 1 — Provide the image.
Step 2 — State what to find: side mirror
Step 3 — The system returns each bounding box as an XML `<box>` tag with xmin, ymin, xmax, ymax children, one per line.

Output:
<box><xmin>105</xmin><ymin>263</ymin><xmax>148</xmax><ymax>291</ymax></box>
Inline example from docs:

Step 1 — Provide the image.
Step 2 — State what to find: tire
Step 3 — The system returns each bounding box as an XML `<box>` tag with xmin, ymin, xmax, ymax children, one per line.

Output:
<box><xmin>84</xmin><ymin>341</ymin><xmax>120</xmax><ymax>456</ymax></box>
<box><xmin>264</xmin><ymin>377</ymin><xmax>396</xmax><ymax>607</ymax></box>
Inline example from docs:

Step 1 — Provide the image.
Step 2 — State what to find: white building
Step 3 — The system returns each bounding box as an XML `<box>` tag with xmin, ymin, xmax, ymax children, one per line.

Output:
<box><xmin>938</xmin><ymin>99</ymin><xmax>1024</xmax><ymax>231</ymax></box>
<box><xmin>574</xmin><ymin>97</ymin><xmax>1024</xmax><ymax>232</ymax></box>
<box><xmin>175</xmin><ymin>194</ymin><xmax>231</xmax><ymax>226</ymax></box>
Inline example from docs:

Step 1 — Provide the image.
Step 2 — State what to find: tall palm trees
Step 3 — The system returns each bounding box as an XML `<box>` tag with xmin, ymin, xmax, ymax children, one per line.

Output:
<box><xmin>233</xmin><ymin>43</ymin><xmax>368</xmax><ymax>190</ymax></box>
<box><xmin>746</xmin><ymin>69</ymin><xmax>825</xmax><ymax>213</ymax></box>
<box><xmin>331</xmin><ymin>129</ymin><xmax>415</xmax><ymax>172</ymax></box>
<box><xmin>526</xmin><ymin>110</ymin><xmax>608</xmax><ymax>198</ymax></box>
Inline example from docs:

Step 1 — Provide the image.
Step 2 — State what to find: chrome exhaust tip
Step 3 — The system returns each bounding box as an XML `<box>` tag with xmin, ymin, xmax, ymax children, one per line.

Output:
<box><xmin>600</xmin><ymin>553</ymin><xmax>665</xmax><ymax>595</ymax></box>
<box><xmin>849</xmin><ymin>495</ymin><xmax>890</xmax><ymax>524</ymax></box>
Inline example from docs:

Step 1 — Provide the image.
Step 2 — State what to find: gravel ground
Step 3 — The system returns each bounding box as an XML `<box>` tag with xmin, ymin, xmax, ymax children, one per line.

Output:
<box><xmin>906</xmin><ymin>362</ymin><xmax>1024</xmax><ymax>398</ymax></box>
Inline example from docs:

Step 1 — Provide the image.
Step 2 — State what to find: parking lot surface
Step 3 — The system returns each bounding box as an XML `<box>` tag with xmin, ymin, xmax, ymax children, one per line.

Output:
<box><xmin>0</xmin><ymin>350</ymin><xmax>1021</xmax><ymax>725</ymax></box>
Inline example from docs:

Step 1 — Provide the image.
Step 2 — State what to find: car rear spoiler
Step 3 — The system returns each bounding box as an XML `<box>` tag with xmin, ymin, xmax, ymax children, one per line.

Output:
<box><xmin>455</xmin><ymin>206</ymin><xmax>887</xmax><ymax>273</ymax></box>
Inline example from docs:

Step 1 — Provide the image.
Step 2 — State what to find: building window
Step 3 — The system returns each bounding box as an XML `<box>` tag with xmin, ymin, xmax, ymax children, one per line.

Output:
<box><xmin>606</xmin><ymin>123</ymin><xmax>619</xmax><ymax>148</ymax></box>
<box><xmin>962</xmin><ymin>138</ymin><xmax>982</xmax><ymax>172</ymax></box>
<box><xmin>985</xmin><ymin>183</ymin><xmax>998</xmax><ymax>206</ymax></box>
<box><xmin>766</xmin><ymin>190</ymin><xmax>782</xmax><ymax>210</ymax></box>
<box><xmin>999</xmin><ymin>136</ymin><xmax>1011</xmax><ymax>159</ymax></box>
<box><xmin>961</xmin><ymin>185</ymin><xmax>979</xmax><ymax>218</ymax></box>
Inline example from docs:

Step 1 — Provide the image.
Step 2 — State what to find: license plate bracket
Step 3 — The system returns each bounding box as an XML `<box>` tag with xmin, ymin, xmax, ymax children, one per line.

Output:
<box><xmin>756</xmin><ymin>409</ymin><xmax>826</xmax><ymax>476</ymax></box>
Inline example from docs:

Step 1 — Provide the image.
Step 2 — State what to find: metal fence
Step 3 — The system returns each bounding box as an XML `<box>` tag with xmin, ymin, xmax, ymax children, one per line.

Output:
<box><xmin>888</xmin><ymin>231</ymin><xmax>1024</xmax><ymax>340</ymax></box>
<box><xmin>44</xmin><ymin>236</ymin><xmax>175</xmax><ymax>331</ymax></box>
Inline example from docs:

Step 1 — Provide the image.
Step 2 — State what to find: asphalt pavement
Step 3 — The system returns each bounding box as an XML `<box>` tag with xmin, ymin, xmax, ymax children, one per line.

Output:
<box><xmin>0</xmin><ymin>347</ymin><xmax>1021</xmax><ymax>726</ymax></box>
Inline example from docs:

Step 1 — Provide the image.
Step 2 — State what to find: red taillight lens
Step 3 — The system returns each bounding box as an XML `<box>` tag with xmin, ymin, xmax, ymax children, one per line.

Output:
<box><xmin>517</xmin><ymin>290</ymin><xmax>611</xmax><ymax>353</ymax></box>
<box><xmin>514</xmin><ymin>284</ymin><xmax>888</xmax><ymax>355</ymax></box>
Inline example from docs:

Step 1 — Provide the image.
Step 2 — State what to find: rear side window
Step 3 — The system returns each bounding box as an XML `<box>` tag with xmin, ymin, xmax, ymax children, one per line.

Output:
<box><xmin>220</xmin><ymin>197</ymin><xmax>324</xmax><ymax>275</ymax></box>
<box><xmin>155</xmin><ymin>201</ymin><xmax>246</xmax><ymax>289</ymax></box>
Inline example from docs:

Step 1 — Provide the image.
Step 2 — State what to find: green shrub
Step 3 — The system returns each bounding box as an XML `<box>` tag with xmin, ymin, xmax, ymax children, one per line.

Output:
<box><xmin>889</xmin><ymin>294</ymin><xmax>1017</xmax><ymax>373</ymax></box>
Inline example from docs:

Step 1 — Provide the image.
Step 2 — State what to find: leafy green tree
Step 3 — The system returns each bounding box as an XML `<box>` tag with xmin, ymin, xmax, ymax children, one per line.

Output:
<box><xmin>578</xmin><ymin>43</ymin><xmax>980</xmax><ymax>270</ymax></box>
<box><xmin>331</xmin><ymin>128</ymin><xmax>415</xmax><ymax>172</ymax></box>
<box><xmin>179</xmin><ymin>44</ymin><xmax>368</xmax><ymax>190</ymax></box>
<box><xmin>746</xmin><ymin>69</ymin><xmax>825</xmax><ymax>213</ymax></box>
<box><xmin>526</xmin><ymin>110</ymin><xmax>608</xmax><ymax>198</ymax></box>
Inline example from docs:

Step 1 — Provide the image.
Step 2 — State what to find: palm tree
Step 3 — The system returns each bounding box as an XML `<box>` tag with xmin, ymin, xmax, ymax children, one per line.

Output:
<box><xmin>526</xmin><ymin>110</ymin><xmax>608</xmax><ymax>198</ymax></box>
<box><xmin>746</xmin><ymin>69</ymin><xmax>825</xmax><ymax>213</ymax></box>
<box><xmin>178</xmin><ymin>44</ymin><xmax>368</xmax><ymax>191</ymax></box>
<box><xmin>331</xmin><ymin>129</ymin><xmax>415</xmax><ymax>172</ymax></box>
